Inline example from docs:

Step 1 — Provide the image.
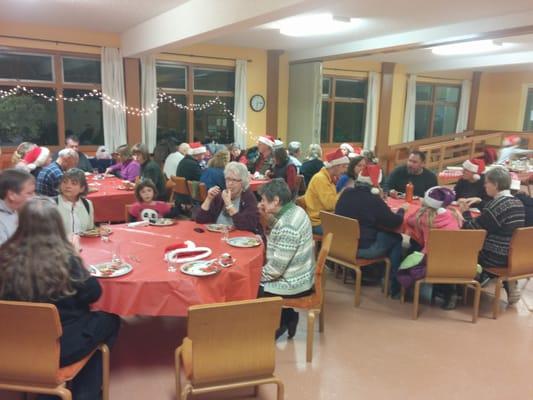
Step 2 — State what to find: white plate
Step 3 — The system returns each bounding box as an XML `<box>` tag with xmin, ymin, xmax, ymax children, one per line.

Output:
<box><xmin>90</xmin><ymin>262</ymin><xmax>133</xmax><ymax>278</ymax></box>
<box><xmin>206</xmin><ymin>224</ymin><xmax>235</xmax><ymax>233</ymax></box>
<box><xmin>149</xmin><ymin>218</ymin><xmax>176</xmax><ymax>226</ymax></box>
<box><xmin>226</xmin><ymin>236</ymin><xmax>262</xmax><ymax>248</ymax></box>
<box><xmin>180</xmin><ymin>260</ymin><xmax>219</xmax><ymax>276</ymax></box>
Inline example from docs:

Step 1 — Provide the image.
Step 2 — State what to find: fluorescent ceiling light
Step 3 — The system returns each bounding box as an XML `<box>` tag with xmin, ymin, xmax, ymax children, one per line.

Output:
<box><xmin>431</xmin><ymin>40</ymin><xmax>509</xmax><ymax>56</ymax></box>
<box><xmin>267</xmin><ymin>13</ymin><xmax>360</xmax><ymax>37</ymax></box>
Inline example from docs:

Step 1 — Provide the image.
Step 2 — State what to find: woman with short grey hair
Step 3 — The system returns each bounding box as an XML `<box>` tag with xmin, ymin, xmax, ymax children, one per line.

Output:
<box><xmin>461</xmin><ymin>166</ymin><xmax>525</xmax><ymax>303</ymax></box>
<box><xmin>300</xmin><ymin>144</ymin><xmax>324</xmax><ymax>187</ymax></box>
<box><xmin>196</xmin><ymin>162</ymin><xmax>261</xmax><ymax>234</ymax></box>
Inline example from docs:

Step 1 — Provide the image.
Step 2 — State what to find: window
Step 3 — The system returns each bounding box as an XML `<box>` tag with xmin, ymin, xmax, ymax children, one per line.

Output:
<box><xmin>156</xmin><ymin>62</ymin><xmax>235</xmax><ymax>144</ymax></box>
<box><xmin>320</xmin><ymin>76</ymin><xmax>367</xmax><ymax>143</ymax></box>
<box><xmin>0</xmin><ymin>50</ymin><xmax>102</xmax><ymax>147</ymax></box>
<box><xmin>414</xmin><ymin>83</ymin><xmax>460</xmax><ymax>139</ymax></box>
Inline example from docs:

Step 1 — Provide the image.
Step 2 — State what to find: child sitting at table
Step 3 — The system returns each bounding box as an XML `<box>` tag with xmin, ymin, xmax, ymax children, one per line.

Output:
<box><xmin>128</xmin><ymin>179</ymin><xmax>171</xmax><ymax>222</ymax></box>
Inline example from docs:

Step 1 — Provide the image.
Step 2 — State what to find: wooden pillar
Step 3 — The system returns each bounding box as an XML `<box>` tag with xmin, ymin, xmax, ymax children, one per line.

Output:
<box><xmin>467</xmin><ymin>71</ymin><xmax>482</xmax><ymax>131</ymax></box>
<box><xmin>375</xmin><ymin>62</ymin><xmax>396</xmax><ymax>158</ymax></box>
<box><xmin>124</xmin><ymin>58</ymin><xmax>142</xmax><ymax>145</ymax></box>
<box><xmin>266</xmin><ymin>50</ymin><xmax>283</xmax><ymax>137</ymax></box>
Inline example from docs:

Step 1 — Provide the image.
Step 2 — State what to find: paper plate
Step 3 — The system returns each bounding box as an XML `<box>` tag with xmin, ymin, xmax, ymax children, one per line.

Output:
<box><xmin>206</xmin><ymin>224</ymin><xmax>235</xmax><ymax>233</ymax></box>
<box><xmin>150</xmin><ymin>218</ymin><xmax>176</xmax><ymax>226</ymax></box>
<box><xmin>226</xmin><ymin>236</ymin><xmax>261</xmax><ymax>248</ymax></box>
<box><xmin>180</xmin><ymin>260</ymin><xmax>219</xmax><ymax>276</ymax></box>
<box><xmin>90</xmin><ymin>262</ymin><xmax>132</xmax><ymax>278</ymax></box>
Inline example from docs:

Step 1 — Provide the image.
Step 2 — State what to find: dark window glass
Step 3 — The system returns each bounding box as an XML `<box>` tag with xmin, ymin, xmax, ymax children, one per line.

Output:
<box><xmin>193</xmin><ymin>69</ymin><xmax>235</xmax><ymax>92</ymax></box>
<box><xmin>322</xmin><ymin>78</ymin><xmax>331</xmax><ymax>96</ymax></box>
<box><xmin>414</xmin><ymin>104</ymin><xmax>432</xmax><ymax>140</ymax></box>
<box><xmin>193</xmin><ymin>95</ymin><xmax>234</xmax><ymax>144</ymax></box>
<box><xmin>63</xmin><ymin>89</ymin><xmax>103</xmax><ymax>145</ymax></box>
<box><xmin>156</xmin><ymin>64</ymin><xmax>186</xmax><ymax>90</ymax></box>
<box><xmin>62</xmin><ymin>57</ymin><xmax>101</xmax><ymax>84</ymax></box>
<box><xmin>0</xmin><ymin>86</ymin><xmax>58</xmax><ymax>145</ymax></box>
<box><xmin>435</xmin><ymin>86</ymin><xmax>460</xmax><ymax>102</ymax></box>
<box><xmin>332</xmin><ymin>102</ymin><xmax>365</xmax><ymax>142</ymax></box>
<box><xmin>335</xmin><ymin>79</ymin><xmax>366</xmax><ymax>99</ymax></box>
<box><xmin>416</xmin><ymin>84</ymin><xmax>433</xmax><ymax>102</ymax></box>
<box><xmin>157</xmin><ymin>94</ymin><xmax>188</xmax><ymax>144</ymax></box>
<box><xmin>433</xmin><ymin>105</ymin><xmax>458</xmax><ymax>136</ymax></box>
<box><xmin>320</xmin><ymin>101</ymin><xmax>330</xmax><ymax>142</ymax></box>
<box><xmin>523</xmin><ymin>89</ymin><xmax>533</xmax><ymax>131</ymax></box>
<box><xmin>0</xmin><ymin>53</ymin><xmax>53</xmax><ymax>81</ymax></box>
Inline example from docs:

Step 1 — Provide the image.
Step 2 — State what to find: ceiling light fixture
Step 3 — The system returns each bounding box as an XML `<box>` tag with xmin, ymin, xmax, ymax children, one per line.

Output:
<box><xmin>431</xmin><ymin>39</ymin><xmax>508</xmax><ymax>56</ymax></box>
<box><xmin>268</xmin><ymin>13</ymin><xmax>359</xmax><ymax>37</ymax></box>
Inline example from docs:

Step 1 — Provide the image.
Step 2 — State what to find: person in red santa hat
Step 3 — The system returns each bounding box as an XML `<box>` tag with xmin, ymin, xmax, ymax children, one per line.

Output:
<box><xmin>21</xmin><ymin>146</ymin><xmax>51</xmax><ymax>178</ymax></box>
<box><xmin>335</xmin><ymin>164</ymin><xmax>408</xmax><ymax>297</ymax></box>
<box><xmin>454</xmin><ymin>158</ymin><xmax>490</xmax><ymax>209</ymax></box>
<box><xmin>304</xmin><ymin>148</ymin><xmax>349</xmax><ymax>235</ymax></box>
<box><xmin>247</xmin><ymin>135</ymin><xmax>275</xmax><ymax>176</ymax></box>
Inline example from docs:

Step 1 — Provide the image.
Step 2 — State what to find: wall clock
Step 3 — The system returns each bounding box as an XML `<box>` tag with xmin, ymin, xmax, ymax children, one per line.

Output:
<box><xmin>250</xmin><ymin>94</ymin><xmax>265</xmax><ymax>112</ymax></box>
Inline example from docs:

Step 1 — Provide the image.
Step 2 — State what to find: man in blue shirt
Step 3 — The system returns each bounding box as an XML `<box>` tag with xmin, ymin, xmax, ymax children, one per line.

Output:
<box><xmin>37</xmin><ymin>148</ymin><xmax>79</xmax><ymax>196</ymax></box>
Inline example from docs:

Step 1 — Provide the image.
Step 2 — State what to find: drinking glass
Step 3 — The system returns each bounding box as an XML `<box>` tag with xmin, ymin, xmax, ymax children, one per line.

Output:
<box><xmin>221</xmin><ymin>225</ymin><xmax>230</xmax><ymax>242</ymax></box>
<box><xmin>167</xmin><ymin>257</ymin><xmax>178</xmax><ymax>273</ymax></box>
<box><xmin>111</xmin><ymin>242</ymin><xmax>121</xmax><ymax>265</ymax></box>
<box><xmin>100</xmin><ymin>222</ymin><xmax>111</xmax><ymax>243</ymax></box>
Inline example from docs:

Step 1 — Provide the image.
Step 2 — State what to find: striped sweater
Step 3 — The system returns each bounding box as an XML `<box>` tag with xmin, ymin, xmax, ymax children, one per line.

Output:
<box><xmin>463</xmin><ymin>193</ymin><xmax>525</xmax><ymax>267</ymax></box>
<box><xmin>261</xmin><ymin>203</ymin><xmax>316</xmax><ymax>295</ymax></box>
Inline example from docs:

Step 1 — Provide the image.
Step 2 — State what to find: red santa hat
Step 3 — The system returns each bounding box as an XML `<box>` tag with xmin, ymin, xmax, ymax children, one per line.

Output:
<box><xmin>257</xmin><ymin>135</ymin><xmax>275</xmax><ymax>147</ymax></box>
<box><xmin>189</xmin><ymin>142</ymin><xmax>206</xmax><ymax>156</ymax></box>
<box><xmin>462</xmin><ymin>159</ymin><xmax>485</xmax><ymax>181</ymax></box>
<box><xmin>324</xmin><ymin>149</ymin><xmax>350</xmax><ymax>169</ymax></box>
<box><xmin>502</xmin><ymin>135</ymin><xmax>521</xmax><ymax>147</ymax></box>
<box><xmin>23</xmin><ymin>146</ymin><xmax>50</xmax><ymax>171</ymax></box>
<box><xmin>510</xmin><ymin>172</ymin><xmax>521</xmax><ymax>191</ymax></box>
<box><xmin>356</xmin><ymin>164</ymin><xmax>382</xmax><ymax>194</ymax></box>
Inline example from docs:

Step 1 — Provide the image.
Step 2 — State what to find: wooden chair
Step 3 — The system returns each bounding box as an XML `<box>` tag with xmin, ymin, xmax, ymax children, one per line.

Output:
<box><xmin>320</xmin><ymin>211</ymin><xmax>391</xmax><ymax>307</ymax></box>
<box><xmin>484</xmin><ymin>227</ymin><xmax>533</xmax><ymax>319</ymax></box>
<box><xmin>0</xmin><ymin>301</ymin><xmax>110</xmax><ymax>400</ymax></box>
<box><xmin>400</xmin><ymin>229</ymin><xmax>486</xmax><ymax>322</ymax></box>
<box><xmin>175</xmin><ymin>298</ymin><xmax>284</xmax><ymax>400</ymax></box>
<box><xmin>186</xmin><ymin>180</ymin><xmax>207</xmax><ymax>203</ymax></box>
<box><xmin>294</xmin><ymin>174</ymin><xmax>306</xmax><ymax>197</ymax></box>
<box><xmin>169</xmin><ymin>176</ymin><xmax>190</xmax><ymax>203</ymax></box>
<box><xmin>282</xmin><ymin>232</ymin><xmax>332</xmax><ymax>363</ymax></box>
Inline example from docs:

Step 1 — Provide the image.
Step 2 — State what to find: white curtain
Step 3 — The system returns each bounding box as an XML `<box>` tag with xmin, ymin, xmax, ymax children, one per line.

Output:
<box><xmin>234</xmin><ymin>60</ymin><xmax>247</xmax><ymax>148</ymax></box>
<box><xmin>402</xmin><ymin>74</ymin><xmax>417</xmax><ymax>143</ymax></box>
<box><xmin>363</xmin><ymin>71</ymin><xmax>380</xmax><ymax>151</ymax></box>
<box><xmin>456</xmin><ymin>79</ymin><xmax>471</xmax><ymax>133</ymax></box>
<box><xmin>141</xmin><ymin>55</ymin><xmax>158</xmax><ymax>152</ymax></box>
<box><xmin>101</xmin><ymin>48</ymin><xmax>127</xmax><ymax>150</ymax></box>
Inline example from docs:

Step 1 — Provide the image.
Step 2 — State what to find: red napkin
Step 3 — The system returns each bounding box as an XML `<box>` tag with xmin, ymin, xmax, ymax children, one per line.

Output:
<box><xmin>173</xmin><ymin>250</ymin><xmax>208</xmax><ymax>259</ymax></box>
<box><xmin>164</xmin><ymin>243</ymin><xmax>188</xmax><ymax>253</ymax></box>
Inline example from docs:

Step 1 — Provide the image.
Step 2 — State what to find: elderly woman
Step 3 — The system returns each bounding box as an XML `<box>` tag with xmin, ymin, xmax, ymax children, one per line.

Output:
<box><xmin>200</xmin><ymin>149</ymin><xmax>229</xmax><ymax>190</ymax></box>
<box><xmin>300</xmin><ymin>144</ymin><xmax>324</xmax><ymax>187</ymax></box>
<box><xmin>55</xmin><ymin>168</ymin><xmax>95</xmax><ymax>235</ymax></box>
<box><xmin>461</xmin><ymin>167</ymin><xmax>525</xmax><ymax>303</ymax></box>
<box><xmin>0</xmin><ymin>198</ymin><xmax>120</xmax><ymax>400</ymax></box>
<box><xmin>105</xmin><ymin>145</ymin><xmax>140</xmax><ymax>183</ymax></box>
<box><xmin>258</xmin><ymin>179</ymin><xmax>315</xmax><ymax>339</ymax></box>
<box><xmin>131</xmin><ymin>143</ymin><xmax>166</xmax><ymax>200</ymax></box>
<box><xmin>196</xmin><ymin>161</ymin><xmax>261</xmax><ymax>234</ymax></box>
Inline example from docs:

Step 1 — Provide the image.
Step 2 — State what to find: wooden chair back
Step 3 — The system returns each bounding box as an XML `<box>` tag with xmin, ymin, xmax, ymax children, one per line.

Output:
<box><xmin>295</xmin><ymin>195</ymin><xmax>306</xmax><ymax>211</ymax></box>
<box><xmin>171</xmin><ymin>176</ymin><xmax>190</xmax><ymax>196</ymax></box>
<box><xmin>426</xmin><ymin>229</ymin><xmax>486</xmax><ymax>279</ymax></box>
<box><xmin>0</xmin><ymin>301</ymin><xmax>62</xmax><ymax>385</ymax></box>
<box><xmin>187</xmin><ymin>181</ymin><xmax>207</xmax><ymax>203</ymax></box>
<box><xmin>320</xmin><ymin>211</ymin><xmax>359</xmax><ymax>264</ymax></box>
<box><xmin>507</xmin><ymin>227</ymin><xmax>533</xmax><ymax>277</ymax></box>
<box><xmin>187</xmin><ymin>297</ymin><xmax>282</xmax><ymax>386</ymax></box>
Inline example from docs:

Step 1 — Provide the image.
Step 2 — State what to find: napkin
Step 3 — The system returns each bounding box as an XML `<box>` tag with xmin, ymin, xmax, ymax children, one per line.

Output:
<box><xmin>127</xmin><ymin>220</ymin><xmax>150</xmax><ymax>228</ymax></box>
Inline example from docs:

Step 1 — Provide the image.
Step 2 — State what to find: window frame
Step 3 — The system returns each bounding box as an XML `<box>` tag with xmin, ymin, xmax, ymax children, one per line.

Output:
<box><xmin>0</xmin><ymin>51</ymin><xmax>55</xmax><ymax>83</ymax></box>
<box><xmin>321</xmin><ymin>75</ymin><xmax>367</xmax><ymax>144</ymax></box>
<box><xmin>415</xmin><ymin>82</ymin><xmax>461</xmax><ymax>139</ymax></box>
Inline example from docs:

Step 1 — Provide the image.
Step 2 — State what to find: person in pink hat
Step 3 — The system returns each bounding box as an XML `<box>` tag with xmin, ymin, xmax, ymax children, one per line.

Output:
<box><xmin>454</xmin><ymin>158</ymin><xmax>490</xmax><ymax>209</ymax></box>
<box><xmin>304</xmin><ymin>148</ymin><xmax>349</xmax><ymax>235</ymax></box>
<box><xmin>247</xmin><ymin>135</ymin><xmax>275</xmax><ymax>175</ymax></box>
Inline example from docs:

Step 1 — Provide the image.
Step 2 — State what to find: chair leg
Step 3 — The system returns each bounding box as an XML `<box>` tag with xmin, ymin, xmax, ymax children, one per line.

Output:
<box><xmin>463</xmin><ymin>285</ymin><xmax>468</xmax><ymax>305</ymax></box>
<box><xmin>413</xmin><ymin>281</ymin><xmax>421</xmax><ymax>320</ymax></box>
<box><xmin>253</xmin><ymin>385</ymin><xmax>259</xmax><ymax>397</ymax></box>
<box><xmin>400</xmin><ymin>286</ymin><xmax>405</xmax><ymax>304</ymax></box>
<box><xmin>342</xmin><ymin>266</ymin><xmax>348</xmax><ymax>283</ymax></box>
<box><xmin>472</xmin><ymin>282</ymin><xmax>481</xmax><ymax>323</ymax></box>
<box><xmin>275</xmin><ymin>378</ymin><xmax>285</xmax><ymax>400</ymax></box>
<box><xmin>175</xmin><ymin>346</ymin><xmax>182</xmax><ymax>400</ymax></box>
<box><xmin>493</xmin><ymin>278</ymin><xmax>503</xmax><ymax>319</ymax></box>
<box><xmin>306</xmin><ymin>311</ymin><xmax>316</xmax><ymax>363</ymax></box>
<box><xmin>383</xmin><ymin>259</ymin><xmax>391</xmax><ymax>296</ymax></box>
<box><xmin>354</xmin><ymin>268</ymin><xmax>362</xmax><ymax>307</ymax></box>
<box><xmin>99</xmin><ymin>344</ymin><xmax>110</xmax><ymax>400</ymax></box>
<box><xmin>57</xmin><ymin>387</ymin><xmax>72</xmax><ymax>400</ymax></box>
<box><xmin>181</xmin><ymin>384</ymin><xmax>192</xmax><ymax>400</ymax></box>
<box><xmin>318</xmin><ymin>303</ymin><xmax>325</xmax><ymax>333</ymax></box>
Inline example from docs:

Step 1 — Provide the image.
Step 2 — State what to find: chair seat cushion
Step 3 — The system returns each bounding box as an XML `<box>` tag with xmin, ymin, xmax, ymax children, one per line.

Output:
<box><xmin>355</xmin><ymin>257</ymin><xmax>388</xmax><ymax>267</ymax></box>
<box><xmin>56</xmin><ymin>349</ymin><xmax>96</xmax><ymax>383</ymax></box>
<box><xmin>282</xmin><ymin>294</ymin><xmax>320</xmax><ymax>309</ymax></box>
<box><xmin>484</xmin><ymin>267</ymin><xmax>510</xmax><ymax>278</ymax></box>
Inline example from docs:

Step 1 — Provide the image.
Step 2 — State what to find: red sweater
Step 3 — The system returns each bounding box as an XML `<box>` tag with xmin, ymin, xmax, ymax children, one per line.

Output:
<box><xmin>129</xmin><ymin>201</ymin><xmax>171</xmax><ymax>221</ymax></box>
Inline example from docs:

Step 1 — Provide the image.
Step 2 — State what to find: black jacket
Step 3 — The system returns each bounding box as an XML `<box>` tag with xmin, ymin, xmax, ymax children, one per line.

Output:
<box><xmin>176</xmin><ymin>155</ymin><xmax>202</xmax><ymax>181</ymax></box>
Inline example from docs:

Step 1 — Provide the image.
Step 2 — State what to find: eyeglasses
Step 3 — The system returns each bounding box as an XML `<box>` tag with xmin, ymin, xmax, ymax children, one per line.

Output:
<box><xmin>225</xmin><ymin>177</ymin><xmax>242</xmax><ymax>183</ymax></box>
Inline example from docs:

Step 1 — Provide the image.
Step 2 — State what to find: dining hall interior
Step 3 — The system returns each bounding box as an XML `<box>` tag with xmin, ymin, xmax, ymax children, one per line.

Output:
<box><xmin>1</xmin><ymin>0</ymin><xmax>533</xmax><ymax>399</ymax></box>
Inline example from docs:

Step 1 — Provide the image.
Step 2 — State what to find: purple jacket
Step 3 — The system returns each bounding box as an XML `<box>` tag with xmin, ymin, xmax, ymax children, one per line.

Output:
<box><xmin>109</xmin><ymin>160</ymin><xmax>140</xmax><ymax>182</ymax></box>
<box><xmin>196</xmin><ymin>189</ymin><xmax>262</xmax><ymax>234</ymax></box>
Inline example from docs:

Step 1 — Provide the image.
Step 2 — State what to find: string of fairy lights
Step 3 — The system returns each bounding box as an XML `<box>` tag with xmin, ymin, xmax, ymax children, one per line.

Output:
<box><xmin>0</xmin><ymin>85</ymin><xmax>253</xmax><ymax>136</ymax></box>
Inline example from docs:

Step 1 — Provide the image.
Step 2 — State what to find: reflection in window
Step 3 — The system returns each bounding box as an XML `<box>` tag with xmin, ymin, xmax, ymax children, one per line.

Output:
<box><xmin>62</xmin><ymin>57</ymin><xmax>101</xmax><ymax>84</ymax></box>
<box><xmin>333</xmin><ymin>102</ymin><xmax>365</xmax><ymax>142</ymax></box>
<box><xmin>193</xmin><ymin>69</ymin><xmax>235</xmax><ymax>92</ymax></box>
<box><xmin>63</xmin><ymin>89</ymin><xmax>104</xmax><ymax>145</ymax></box>
<box><xmin>157</xmin><ymin>94</ymin><xmax>187</xmax><ymax>144</ymax></box>
<box><xmin>0</xmin><ymin>86</ymin><xmax>58</xmax><ymax>145</ymax></box>
<box><xmin>194</xmin><ymin>96</ymin><xmax>234</xmax><ymax>144</ymax></box>
<box><xmin>0</xmin><ymin>52</ymin><xmax>54</xmax><ymax>81</ymax></box>
<box><xmin>156</xmin><ymin>63</ymin><xmax>187</xmax><ymax>90</ymax></box>
<box><xmin>414</xmin><ymin>83</ymin><xmax>460</xmax><ymax>139</ymax></box>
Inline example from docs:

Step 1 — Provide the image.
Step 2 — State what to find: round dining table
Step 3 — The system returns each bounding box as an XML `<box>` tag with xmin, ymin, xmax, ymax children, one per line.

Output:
<box><xmin>81</xmin><ymin>221</ymin><xmax>264</xmax><ymax>317</ymax></box>
<box><xmin>86</xmin><ymin>175</ymin><xmax>136</xmax><ymax>223</ymax></box>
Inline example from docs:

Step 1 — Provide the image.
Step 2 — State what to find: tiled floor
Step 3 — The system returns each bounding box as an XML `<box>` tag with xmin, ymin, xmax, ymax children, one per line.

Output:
<box><xmin>4</xmin><ymin>273</ymin><xmax>533</xmax><ymax>400</ymax></box>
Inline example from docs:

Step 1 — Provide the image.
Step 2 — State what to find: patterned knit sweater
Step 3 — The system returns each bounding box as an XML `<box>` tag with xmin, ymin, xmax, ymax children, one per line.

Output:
<box><xmin>261</xmin><ymin>203</ymin><xmax>316</xmax><ymax>295</ymax></box>
<box><xmin>462</xmin><ymin>193</ymin><xmax>525</xmax><ymax>267</ymax></box>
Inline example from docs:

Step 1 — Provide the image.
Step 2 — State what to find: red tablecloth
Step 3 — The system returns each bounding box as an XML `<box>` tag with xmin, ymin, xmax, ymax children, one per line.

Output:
<box><xmin>386</xmin><ymin>198</ymin><xmax>422</xmax><ymax>236</ymax></box>
<box><xmin>86</xmin><ymin>175</ymin><xmax>135</xmax><ymax>223</ymax></box>
<box><xmin>438</xmin><ymin>169</ymin><xmax>463</xmax><ymax>185</ymax></box>
<box><xmin>81</xmin><ymin>221</ymin><xmax>264</xmax><ymax>317</ymax></box>
<box><xmin>249</xmin><ymin>179</ymin><xmax>270</xmax><ymax>192</ymax></box>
